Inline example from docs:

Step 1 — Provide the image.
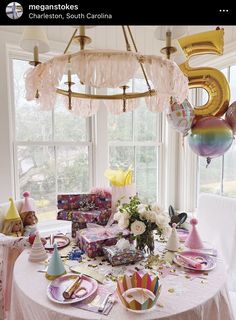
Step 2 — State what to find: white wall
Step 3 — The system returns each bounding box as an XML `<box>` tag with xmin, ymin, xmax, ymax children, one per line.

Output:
<box><xmin>0</xmin><ymin>32</ymin><xmax>18</xmax><ymax>202</ymax></box>
<box><xmin>0</xmin><ymin>31</ymin><xmax>67</xmax><ymax>202</ymax></box>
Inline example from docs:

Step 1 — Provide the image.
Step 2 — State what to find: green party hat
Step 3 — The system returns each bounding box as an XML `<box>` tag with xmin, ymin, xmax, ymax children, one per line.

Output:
<box><xmin>45</xmin><ymin>243</ymin><xmax>66</xmax><ymax>280</ymax></box>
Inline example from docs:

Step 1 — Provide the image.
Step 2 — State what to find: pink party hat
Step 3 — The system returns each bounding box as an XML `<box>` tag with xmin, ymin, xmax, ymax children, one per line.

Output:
<box><xmin>21</xmin><ymin>191</ymin><xmax>34</xmax><ymax>213</ymax></box>
<box><xmin>184</xmin><ymin>218</ymin><xmax>204</xmax><ymax>249</ymax></box>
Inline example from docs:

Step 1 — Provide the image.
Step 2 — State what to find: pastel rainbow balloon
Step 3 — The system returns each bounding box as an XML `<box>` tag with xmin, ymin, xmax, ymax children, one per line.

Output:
<box><xmin>189</xmin><ymin>116</ymin><xmax>233</xmax><ymax>160</ymax></box>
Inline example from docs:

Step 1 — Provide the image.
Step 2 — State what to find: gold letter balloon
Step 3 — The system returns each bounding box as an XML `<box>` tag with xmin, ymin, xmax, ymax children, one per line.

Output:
<box><xmin>178</xmin><ymin>29</ymin><xmax>230</xmax><ymax>117</ymax></box>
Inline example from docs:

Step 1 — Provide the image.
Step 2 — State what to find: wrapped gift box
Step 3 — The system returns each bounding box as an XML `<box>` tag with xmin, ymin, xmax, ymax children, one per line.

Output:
<box><xmin>57</xmin><ymin>210</ymin><xmax>74</xmax><ymax>220</ymax></box>
<box><xmin>76</xmin><ymin>225</ymin><xmax>131</xmax><ymax>258</ymax></box>
<box><xmin>103</xmin><ymin>245</ymin><xmax>144</xmax><ymax>266</ymax></box>
<box><xmin>94</xmin><ymin>195</ymin><xmax>112</xmax><ymax>210</ymax></box>
<box><xmin>57</xmin><ymin>194</ymin><xmax>96</xmax><ymax>210</ymax></box>
<box><xmin>71</xmin><ymin>208</ymin><xmax>113</xmax><ymax>237</ymax></box>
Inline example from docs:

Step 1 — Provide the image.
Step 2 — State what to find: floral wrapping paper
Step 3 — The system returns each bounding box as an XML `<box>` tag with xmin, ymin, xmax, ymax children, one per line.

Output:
<box><xmin>71</xmin><ymin>209</ymin><xmax>112</xmax><ymax>237</ymax></box>
<box><xmin>57</xmin><ymin>194</ymin><xmax>97</xmax><ymax>210</ymax></box>
<box><xmin>57</xmin><ymin>193</ymin><xmax>112</xmax><ymax>237</ymax></box>
<box><xmin>102</xmin><ymin>245</ymin><xmax>144</xmax><ymax>266</ymax></box>
<box><xmin>57</xmin><ymin>193</ymin><xmax>112</xmax><ymax>210</ymax></box>
<box><xmin>76</xmin><ymin>226</ymin><xmax>131</xmax><ymax>258</ymax></box>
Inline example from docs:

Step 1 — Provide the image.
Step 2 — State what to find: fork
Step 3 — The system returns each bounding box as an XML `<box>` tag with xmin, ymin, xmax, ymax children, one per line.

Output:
<box><xmin>98</xmin><ymin>293</ymin><xmax>112</xmax><ymax>312</ymax></box>
<box><xmin>103</xmin><ymin>297</ymin><xmax>116</xmax><ymax>314</ymax></box>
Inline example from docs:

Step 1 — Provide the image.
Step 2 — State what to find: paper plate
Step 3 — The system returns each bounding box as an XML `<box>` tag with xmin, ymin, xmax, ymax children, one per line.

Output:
<box><xmin>47</xmin><ymin>274</ymin><xmax>98</xmax><ymax>304</ymax></box>
<box><xmin>44</xmin><ymin>235</ymin><xmax>70</xmax><ymax>250</ymax></box>
<box><xmin>173</xmin><ymin>251</ymin><xmax>216</xmax><ymax>271</ymax></box>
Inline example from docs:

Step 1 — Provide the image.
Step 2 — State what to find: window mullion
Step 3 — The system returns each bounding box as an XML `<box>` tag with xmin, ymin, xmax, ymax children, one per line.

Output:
<box><xmin>221</xmin><ymin>155</ymin><xmax>225</xmax><ymax>195</ymax></box>
<box><xmin>54</xmin><ymin>145</ymin><xmax>58</xmax><ymax>205</ymax></box>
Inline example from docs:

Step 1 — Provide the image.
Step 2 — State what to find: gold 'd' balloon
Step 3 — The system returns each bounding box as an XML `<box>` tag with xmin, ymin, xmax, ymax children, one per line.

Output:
<box><xmin>178</xmin><ymin>29</ymin><xmax>230</xmax><ymax>117</ymax></box>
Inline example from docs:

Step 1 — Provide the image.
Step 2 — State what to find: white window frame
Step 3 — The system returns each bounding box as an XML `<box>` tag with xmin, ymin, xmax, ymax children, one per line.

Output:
<box><xmin>9</xmin><ymin>52</ymin><xmax>94</xmax><ymax>204</ymax></box>
<box><xmin>94</xmin><ymin>84</ymin><xmax>167</xmax><ymax>206</ymax></box>
<box><xmin>183</xmin><ymin>41</ymin><xmax>236</xmax><ymax>211</ymax></box>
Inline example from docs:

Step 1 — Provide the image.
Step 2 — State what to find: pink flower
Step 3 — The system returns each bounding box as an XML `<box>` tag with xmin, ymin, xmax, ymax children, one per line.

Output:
<box><xmin>90</xmin><ymin>187</ymin><xmax>112</xmax><ymax>198</ymax></box>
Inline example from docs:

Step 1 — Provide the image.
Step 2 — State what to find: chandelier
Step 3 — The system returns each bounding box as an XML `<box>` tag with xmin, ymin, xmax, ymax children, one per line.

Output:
<box><xmin>20</xmin><ymin>26</ymin><xmax>189</xmax><ymax>117</ymax></box>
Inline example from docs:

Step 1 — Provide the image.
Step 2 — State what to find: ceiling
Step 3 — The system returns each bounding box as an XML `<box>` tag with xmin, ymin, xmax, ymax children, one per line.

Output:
<box><xmin>1</xmin><ymin>25</ymin><xmax>236</xmax><ymax>56</ymax></box>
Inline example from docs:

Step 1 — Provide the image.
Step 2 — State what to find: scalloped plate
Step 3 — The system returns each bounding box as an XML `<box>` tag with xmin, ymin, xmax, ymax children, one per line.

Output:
<box><xmin>173</xmin><ymin>251</ymin><xmax>216</xmax><ymax>271</ymax></box>
<box><xmin>47</xmin><ymin>274</ymin><xmax>98</xmax><ymax>304</ymax></box>
<box><xmin>44</xmin><ymin>235</ymin><xmax>70</xmax><ymax>250</ymax></box>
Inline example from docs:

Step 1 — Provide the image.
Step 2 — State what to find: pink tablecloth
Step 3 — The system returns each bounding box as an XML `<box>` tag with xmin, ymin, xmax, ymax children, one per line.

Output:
<box><xmin>9</xmin><ymin>250</ymin><xmax>234</xmax><ymax>320</ymax></box>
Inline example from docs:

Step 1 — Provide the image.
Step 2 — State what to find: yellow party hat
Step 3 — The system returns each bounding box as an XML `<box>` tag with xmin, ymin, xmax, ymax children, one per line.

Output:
<box><xmin>5</xmin><ymin>197</ymin><xmax>21</xmax><ymax>221</ymax></box>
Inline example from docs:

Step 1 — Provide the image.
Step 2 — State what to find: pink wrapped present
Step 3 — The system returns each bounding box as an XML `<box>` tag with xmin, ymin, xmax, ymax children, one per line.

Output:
<box><xmin>57</xmin><ymin>194</ymin><xmax>96</xmax><ymax>210</ymax></box>
<box><xmin>94</xmin><ymin>195</ymin><xmax>112</xmax><ymax>210</ymax></box>
<box><xmin>71</xmin><ymin>209</ymin><xmax>112</xmax><ymax>237</ymax></box>
<box><xmin>57</xmin><ymin>210</ymin><xmax>74</xmax><ymax>220</ymax></box>
<box><xmin>76</xmin><ymin>224</ymin><xmax>131</xmax><ymax>258</ymax></box>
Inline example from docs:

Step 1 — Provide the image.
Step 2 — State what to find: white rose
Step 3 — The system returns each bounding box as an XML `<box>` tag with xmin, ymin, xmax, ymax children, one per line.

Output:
<box><xmin>137</xmin><ymin>204</ymin><xmax>147</xmax><ymax>214</ymax></box>
<box><xmin>156</xmin><ymin>213</ymin><xmax>170</xmax><ymax>227</ymax></box>
<box><xmin>118</xmin><ymin>216</ymin><xmax>129</xmax><ymax>229</ymax></box>
<box><xmin>139</xmin><ymin>210</ymin><xmax>148</xmax><ymax>220</ymax></box>
<box><xmin>147</xmin><ymin>210</ymin><xmax>157</xmax><ymax>223</ymax></box>
<box><xmin>151</xmin><ymin>203</ymin><xmax>164</xmax><ymax>214</ymax></box>
<box><xmin>130</xmin><ymin>220</ymin><xmax>146</xmax><ymax>236</ymax></box>
<box><xmin>122</xmin><ymin>209</ymin><xmax>130</xmax><ymax>220</ymax></box>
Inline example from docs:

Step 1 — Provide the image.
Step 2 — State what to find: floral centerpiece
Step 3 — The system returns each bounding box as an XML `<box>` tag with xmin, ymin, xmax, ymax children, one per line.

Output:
<box><xmin>114</xmin><ymin>196</ymin><xmax>170</xmax><ymax>255</ymax></box>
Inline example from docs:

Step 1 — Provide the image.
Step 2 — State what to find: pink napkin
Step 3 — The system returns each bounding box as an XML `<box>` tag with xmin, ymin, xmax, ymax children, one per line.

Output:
<box><xmin>176</xmin><ymin>254</ymin><xmax>202</xmax><ymax>270</ymax></box>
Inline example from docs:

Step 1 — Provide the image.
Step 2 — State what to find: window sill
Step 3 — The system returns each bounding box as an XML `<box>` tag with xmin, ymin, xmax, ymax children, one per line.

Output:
<box><xmin>38</xmin><ymin>220</ymin><xmax>71</xmax><ymax>237</ymax></box>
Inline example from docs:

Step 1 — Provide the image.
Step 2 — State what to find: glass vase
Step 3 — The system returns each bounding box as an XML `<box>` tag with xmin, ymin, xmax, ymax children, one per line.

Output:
<box><xmin>136</xmin><ymin>230</ymin><xmax>155</xmax><ymax>255</ymax></box>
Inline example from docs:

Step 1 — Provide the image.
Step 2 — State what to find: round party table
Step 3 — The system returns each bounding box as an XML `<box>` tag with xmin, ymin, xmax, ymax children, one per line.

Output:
<box><xmin>9</xmin><ymin>249</ymin><xmax>234</xmax><ymax>320</ymax></box>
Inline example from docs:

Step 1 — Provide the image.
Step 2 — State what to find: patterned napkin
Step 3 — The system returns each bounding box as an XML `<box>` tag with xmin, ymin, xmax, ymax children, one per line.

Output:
<box><xmin>73</xmin><ymin>284</ymin><xmax>115</xmax><ymax>315</ymax></box>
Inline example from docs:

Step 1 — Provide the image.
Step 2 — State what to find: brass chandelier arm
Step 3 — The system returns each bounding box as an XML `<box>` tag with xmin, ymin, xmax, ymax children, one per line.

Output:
<box><xmin>57</xmin><ymin>88</ymin><xmax>156</xmax><ymax>100</ymax></box>
<box><xmin>122</xmin><ymin>26</ymin><xmax>131</xmax><ymax>51</ymax></box>
<box><xmin>126</xmin><ymin>26</ymin><xmax>152</xmax><ymax>92</ymax></box>
<box><xmin>64</xmin><ymin>28</ymin><xmax>78</xmax><ymax>54</ymax></box>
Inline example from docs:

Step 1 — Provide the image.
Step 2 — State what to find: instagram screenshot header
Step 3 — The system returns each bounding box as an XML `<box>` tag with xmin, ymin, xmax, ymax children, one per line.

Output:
<box><xmin>0</xmin><ymin>0</ymin><xmax>235</xmax><ymax>25</ymax></box>
<box><xmin>27</xmin><ymin>3</ymin><xmax>112</xmax><ymax>22</ymax></box>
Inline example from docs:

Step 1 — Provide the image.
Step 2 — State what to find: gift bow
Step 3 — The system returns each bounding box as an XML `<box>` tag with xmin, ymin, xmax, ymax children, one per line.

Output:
<box><xmin>86</xmin><ymin>223</ymin><xmax>117</xmax><ymax>237</ymax></box>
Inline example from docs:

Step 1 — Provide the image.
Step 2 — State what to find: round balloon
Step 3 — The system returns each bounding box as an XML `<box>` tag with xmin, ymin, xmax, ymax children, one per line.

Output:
<box><xmin>189</xmin><ymin>116</ymin><xmax>233</xmax><ymax>159</ymax></box>
<box><xmin>166</xmin><ymin>99</ymin><xmax>194</xmax><ymax>136</ymax></box>
<box><xmin>225</xmin><ymin>101</ymin><xmax>236</xmax><ymax>134</ymax></box>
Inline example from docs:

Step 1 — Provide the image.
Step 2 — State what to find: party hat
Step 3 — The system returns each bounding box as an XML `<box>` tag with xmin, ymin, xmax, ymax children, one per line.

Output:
<box><xmin>166</xmin><ymin>223</ymin><xmax>180</xmax><ymax>252</ymax></box>
<box><xmin>45</xmin><ymin>243</ymin><xmax>66</xmax><ymax>280</ymax></box>
<box><xmin>184</xmin><ymin>218</ymin><xmax>204</xmax><ymax>249</ymax></box>
<box><xmin>5</xmin><ymin>197</ymin><xmax>21</xmax><ymax>221</ymax></box>
<box><xmin>21</xmin><ymin>191</ymin><xmax>34</xmax><ymax>213</ymax></box>
<box><xmin>28</xmin><ymin>232</ymin><xmax>48</xmax><ymax>262</ymax></box>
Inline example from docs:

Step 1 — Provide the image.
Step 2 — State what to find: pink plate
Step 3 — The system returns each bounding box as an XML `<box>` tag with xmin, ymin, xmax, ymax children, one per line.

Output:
<box><xmin>173</xmin><ymin>251</ymin><xmax>216</xmax><ymax>271</ymax></box>
<box><xmin>44</xmin><ymin>235</ymin><xmax>70</xmax><ymax>250</ymax></box>
<box><xmin>176</xmin><ymin>228</ymin><xmax>189</xmax><ymax>242</ymax></box>
<box><xmin>47</xmin><ymin>274</ymin><xmax>98</xmax><ymax>304</ymax></box>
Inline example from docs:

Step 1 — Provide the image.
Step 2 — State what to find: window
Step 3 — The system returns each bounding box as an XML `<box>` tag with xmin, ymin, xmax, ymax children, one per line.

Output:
<box><xmin>11</xmin><ymin>59</ymin><xmax>164</xmax><ymax>219</ymax></box>
<box><xmin>108</xmin><ymin>79</ymin><xmax>162</xmax><ymax>203</ymax></box>
<box><xmin>12</xmin><ymin>59</ymin><xmax>92</xmax><ymax>220</ymax></box>
<box><xmin>198</xmin><ymin>65</ymin><xmax>236</xmax><ymax>198</ymax></box>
